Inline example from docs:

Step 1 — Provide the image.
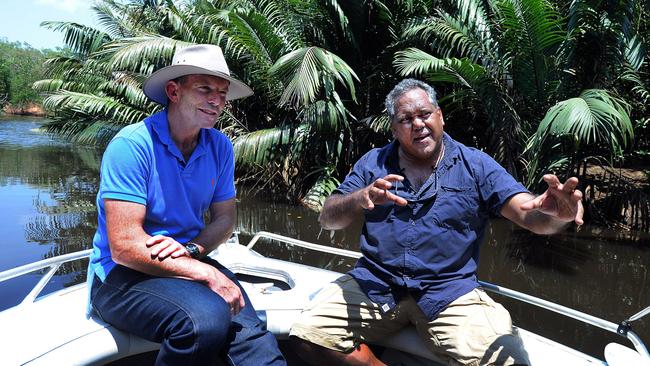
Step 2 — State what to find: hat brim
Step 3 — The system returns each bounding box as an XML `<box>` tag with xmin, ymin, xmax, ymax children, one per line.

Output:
<box><xmin>143</xmin><ymin>65</ymin><xmax>254</xmax><ymax>105</ymax></box>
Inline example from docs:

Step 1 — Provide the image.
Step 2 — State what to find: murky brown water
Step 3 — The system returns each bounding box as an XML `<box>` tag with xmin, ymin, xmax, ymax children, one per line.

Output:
<box><xmin>0</xmin><ymin>116</ymin><xmax>647</xmax><ymax>361</ymax></box>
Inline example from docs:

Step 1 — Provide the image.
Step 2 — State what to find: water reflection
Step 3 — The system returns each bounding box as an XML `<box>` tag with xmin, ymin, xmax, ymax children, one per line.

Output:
<box><xmin>0</xmin><ymin>116</ymin><xmax>647</xmax><ymax>359</ymax></box>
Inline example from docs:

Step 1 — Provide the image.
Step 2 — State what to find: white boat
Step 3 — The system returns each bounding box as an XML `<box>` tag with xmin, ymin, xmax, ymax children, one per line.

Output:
<box><xmin>0</xmin><ymin>231</ymin><xmax>648</xmax><ymax>365</ymax></box>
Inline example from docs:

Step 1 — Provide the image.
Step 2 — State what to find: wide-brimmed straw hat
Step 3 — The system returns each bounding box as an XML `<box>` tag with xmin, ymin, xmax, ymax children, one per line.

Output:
<box><xmin>143</xmin><ymin>44</ymin><xmax>253</xmax><ymax>105</ymax></box>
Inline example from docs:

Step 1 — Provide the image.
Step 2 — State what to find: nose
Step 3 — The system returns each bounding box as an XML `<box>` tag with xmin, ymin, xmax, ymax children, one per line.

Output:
<box><xmin>207</xmin><ymin>92</ymin><xmax>226</xmax><ymax>106</ymax></box>
<box><xmin>411</xmin><ymin>115</ymin><xmax>426</xmax><ymax>129</ymax></box>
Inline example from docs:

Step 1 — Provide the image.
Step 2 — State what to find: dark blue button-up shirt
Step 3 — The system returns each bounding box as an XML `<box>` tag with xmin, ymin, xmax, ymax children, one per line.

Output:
<box><xmin>337</xmin><ymin>133</ymin><xmax>528</xmax><ymax>320</ymax></box>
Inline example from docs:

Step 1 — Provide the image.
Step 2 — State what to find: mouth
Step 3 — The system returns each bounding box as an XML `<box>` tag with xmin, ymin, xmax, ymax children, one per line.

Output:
<box><xmin>198</xmin><ymin>108</ymin><xmax>219</xmax><ymax>116</ymax></box>
<box><xmin>413</xmin><ymin>132</ymin><xmax>431</xmax><ymax>143</ymax></box>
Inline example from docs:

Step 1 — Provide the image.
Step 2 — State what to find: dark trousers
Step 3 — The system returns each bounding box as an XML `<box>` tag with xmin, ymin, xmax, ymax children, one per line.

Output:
<box><xmin>91</xmin><ymin>257</ymin><xmax>286</xmax><ymax>366</ymax></box>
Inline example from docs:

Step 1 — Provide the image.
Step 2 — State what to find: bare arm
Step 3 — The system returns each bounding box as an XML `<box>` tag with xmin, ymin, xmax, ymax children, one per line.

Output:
<box><xmin>501</xmin><ymin>175</ymin><xmax>584</xmax><ymax>235</ymax></box>
<box><xmin>148</xmin><ymin>198</ymin><xmax>236</xmax><ymax>259</ymax></box>
<box><xmin>105</xmin><ymin>198</ymin><xmax>244</xmax><ymax>313</ymax></box>
<box><xmin>319</xmin><ymin>174</ymin><xmax>407</xmax><ymax>230</ymax></box>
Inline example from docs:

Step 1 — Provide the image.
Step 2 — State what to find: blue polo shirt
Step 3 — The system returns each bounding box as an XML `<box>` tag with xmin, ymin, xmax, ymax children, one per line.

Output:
<box><xmin>339</xmin><ymin>133</ymin><xmax>528</xmax><ymax>320</ymax></box>
<box><xmin>86</xmin><ymin>110</ymin><xmax>236</xmax><ymax>308</ymax></box>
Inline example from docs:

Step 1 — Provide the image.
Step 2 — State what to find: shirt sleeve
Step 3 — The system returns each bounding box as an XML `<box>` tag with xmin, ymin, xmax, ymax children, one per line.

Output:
<box><xmin>474</xmin><ymin>150</ymin><xmax>529</xmax><ymax>216</ymax></box>
<box><xmin>99</xmin><ymin>137</ymin><xmax>149</xmax><ymax>205</ymax></box>
<box><xmin>212</xmin><ymin>137</ymin><xmax>236</xmax><ymax>203</ymax></box>
<box><xmin>334</xmin><ymin>152</ymin><xmax>371</xmax><ymax>195</ymax></box>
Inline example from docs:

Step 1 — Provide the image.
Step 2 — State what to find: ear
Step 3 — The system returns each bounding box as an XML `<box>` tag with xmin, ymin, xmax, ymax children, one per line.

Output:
<box><xmin>165</xmin><ymin>80</ymin><xmax>180</xmax><ymax>103</ymax></box>
<box><xmin>437</xmin><ymin>107</ymin><xmax>445</xmax><ymax>126</ymax></box>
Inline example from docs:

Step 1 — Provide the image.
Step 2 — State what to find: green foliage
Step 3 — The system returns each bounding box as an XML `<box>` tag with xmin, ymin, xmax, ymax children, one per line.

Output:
<box><xmin>0</xmin><ymin>40</ymin><xmax>49</xmax><ymax>108</ymax></box>
<box><xmin>33</xmin><ymin>0</ymin><xmax>650</xmax><ymax>211</ymax></box>
<box><xmin>395</xmin><ymin>0</ymin><xmax>645</xmax><ymax>184</ymax></box>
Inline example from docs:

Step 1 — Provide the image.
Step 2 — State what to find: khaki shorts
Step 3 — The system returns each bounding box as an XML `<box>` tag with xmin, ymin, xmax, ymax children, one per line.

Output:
<box><xmin>290</xmin><ymin>275</ymin><xmax>530</xmax><ymax>366</ymax></box>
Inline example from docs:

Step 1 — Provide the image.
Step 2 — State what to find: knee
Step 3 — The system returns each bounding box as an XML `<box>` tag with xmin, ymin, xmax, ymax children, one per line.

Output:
<box><xmin>195</xmin><ymin>304</ymin><xmax>232</xmax><ymax>347</ymax></box>
<box><xmin>172</xmin><ymin>302</ymin><xmax>232</xmax><ymax>351</ymax></box>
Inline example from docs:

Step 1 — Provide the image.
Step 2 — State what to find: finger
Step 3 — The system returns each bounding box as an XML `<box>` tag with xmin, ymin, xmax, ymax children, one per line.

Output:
<box><xmin>171</xmin><ymin>248</ymin><xmax>190</xmax><ymax>258</ymax></box>
<box><xmin>158</xmin><ymin>244</ymin><xmax>181</xmax><ymax>259</ymax></box>
<box><xmin>145</xmin><ymin>235</ymin><xmax>165</xmax><ymax>246</ymax></box>
<box><xmin>561</xmin><ymin>177</ymin><xmax>579</xmax><ymax>193</ymax></box>
<box><xmin>575</xmin><ymin>201</ymin><xmax>584</xmax><ymax>225</ymax></box>
<box><xmin>386</xmin><ymin>191</ymin><xmax>408</xmax><ymax>206</ymax></box>
<box><xmin>373</xmin><ymin>179</ymin><xmax>395</xmax><ymax>190</ymax></box>
<box><xmin>572</xmin><ymin>189</ymin><xmax>583</xmax><ymax>202</ymax></box>
<box><xmin>149</xmin><ymin>241</ymin><xmax>170</xmax><ymax>257</ymax></box>
<box><xmin>382</xmin><ymin>174</ymin><xmax>404</xmax><ymax>183</ymax></box>
<box><xmin>519</xmin><ymin>195</ymin><xmax>543</xmax><ymax>211</ymax></box>
<box><xmin>543</xmin><ymin>174</ymin><xmax>561</xmax><ymax>189</ymax></box>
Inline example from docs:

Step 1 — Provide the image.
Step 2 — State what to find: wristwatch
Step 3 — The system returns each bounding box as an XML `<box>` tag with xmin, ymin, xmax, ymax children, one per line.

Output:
<box><xmin>184</xmin><ymin>242</ymin><xmax>201</xmax><ymax>259</ymax></box>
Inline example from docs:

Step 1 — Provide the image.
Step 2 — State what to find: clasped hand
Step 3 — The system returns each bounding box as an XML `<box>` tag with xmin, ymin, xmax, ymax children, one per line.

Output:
<box><xmin>145</xmin><ymin>235</ymin><xmax>245</xmax><ymax>314</ymax></box>
<box><xmin>146</xmin><ymin>235</ymin><xmax>191</xmax><ymax>260</ymax></box>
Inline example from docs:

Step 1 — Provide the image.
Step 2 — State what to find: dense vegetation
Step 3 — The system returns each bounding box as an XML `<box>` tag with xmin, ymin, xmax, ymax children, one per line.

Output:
<box><xmin>32</xmin><ymin>0</ymin><xmax>649</xmax><ymax>228</ymax></box>
<box><xmin>0</xmin><ymin>40</ymin><xmax>54</xmax><ymax>111</ymax></box>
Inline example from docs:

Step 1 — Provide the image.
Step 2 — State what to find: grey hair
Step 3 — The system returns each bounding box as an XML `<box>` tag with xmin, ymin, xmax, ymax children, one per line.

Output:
<box><xmin>385</xmin><ymin>79</ymin><xmax>438</xmax><ymax>122</ymax></box>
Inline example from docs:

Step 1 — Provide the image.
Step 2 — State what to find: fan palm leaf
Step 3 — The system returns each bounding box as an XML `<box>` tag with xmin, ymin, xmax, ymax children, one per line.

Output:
<box><xmin>525</xmin><ymin>89</ymin><xmax>633</xmax><ymax>184</ymax></box>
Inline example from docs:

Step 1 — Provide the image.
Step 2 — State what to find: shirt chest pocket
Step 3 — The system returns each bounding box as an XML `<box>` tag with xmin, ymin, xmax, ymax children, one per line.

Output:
<box><xmin>435</xmin><ymin>185</ymin><xmax>480</xmax><ymax>231</ymax></box>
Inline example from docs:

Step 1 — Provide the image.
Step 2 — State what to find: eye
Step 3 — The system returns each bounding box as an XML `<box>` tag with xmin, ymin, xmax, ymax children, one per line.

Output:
<box><xmin>420</xmin><ymin>112</ymin><xmax>431</xmax><ymax>119</ymax></box>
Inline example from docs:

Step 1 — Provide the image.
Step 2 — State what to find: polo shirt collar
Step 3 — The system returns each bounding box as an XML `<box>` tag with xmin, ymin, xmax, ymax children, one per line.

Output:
<box><xmin>148</xmin><ymin>109</ymin><xmax>208</xmax><ymax>164</ymax></box>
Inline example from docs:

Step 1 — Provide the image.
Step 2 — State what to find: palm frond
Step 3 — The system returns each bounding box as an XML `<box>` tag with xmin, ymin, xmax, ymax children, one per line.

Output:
<box><xmin>394</xmin><ymin>48</ymin><xmax>486</xmax><ymax>87</ymax></box>
<box><xmin>529</xmin><ymin>89</ymin><xmax>633</xmax><ymax>160</ymax></box>
<box><xmin>497</xmin><ymin>0</ymin><xmax>564</xmax><ymax>102</ymax></box>
<box><xmin>233</xmin><ymin>124</ymin><xmax>309</xmax><ymax>169</ymax></box>
<box><xmin>301</xmin><ymin>170</ymin><xmax>340</xmax><ymax>211</ymax></box>
<box><xmin>360</xmin><ymin>114</ymin><xmax>391</xmax><ymax>136</ymax></box>
<box><xmin>97</xmin><ymin>37</ymin><xmax>189</xmax><ymax>75</ymax></box>
<box><xmin>43</xmin><ymin>91</ymin><xmax>149</xmax><ymax>125</ymax></box>
<box><xmin>269</xmin><ymin>47</ymin><xmax>358</xmax><ymax>108</ymax></box>
<box><xmin>40</xmin><ymin>21</ymin><xmax>111</xmax><ymax>56</ymax></box>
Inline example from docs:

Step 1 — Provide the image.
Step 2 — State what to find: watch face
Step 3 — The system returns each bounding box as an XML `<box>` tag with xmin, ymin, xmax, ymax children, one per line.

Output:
<box><xmin>186</xmin><ymin>243</ymin><xmax>200</xmax><ymax>259</ymax></box>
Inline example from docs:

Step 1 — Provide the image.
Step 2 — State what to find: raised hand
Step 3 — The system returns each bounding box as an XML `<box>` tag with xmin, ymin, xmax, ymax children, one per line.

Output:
<box><xmin>359</xmin><ymin>174</ymin><xmax>408</xmax><ymax>210</ymax></box>
<box><xmin>520</xmin><ymin>174</ymin><xmax>584</xmax><ymax>225</ymax></box>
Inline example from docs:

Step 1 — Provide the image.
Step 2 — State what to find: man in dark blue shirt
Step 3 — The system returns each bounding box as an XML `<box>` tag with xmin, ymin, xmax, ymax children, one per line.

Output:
<box><xmin>290</xmin><ymin>79</ymin><xmax>584</xmax><ymax>365</ymax></box>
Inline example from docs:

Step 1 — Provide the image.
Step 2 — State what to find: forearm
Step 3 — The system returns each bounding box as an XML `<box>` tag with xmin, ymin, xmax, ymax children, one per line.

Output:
<box><xmin>502</xmin><ymin>192</ymin><xmax>571</xmax><ymax>235</ymax></box>
<box><xmin>191</xmin><ymin>214</ymin><xmax>235</xmax><ymax>255</ymax></box>
<box><xmin>518</xmin><ymin>209</ymin><xmax>571</xmax><ymax>235</ymax></box>
<box><xmin>319</xmin><ymin>192</ymin><xmax>365</xmax><ymax>230</ymax></box>
<box><xmin>110</xmin><ymin>229</ymin><xmax>213</xmax><ymax>282</ymax></box>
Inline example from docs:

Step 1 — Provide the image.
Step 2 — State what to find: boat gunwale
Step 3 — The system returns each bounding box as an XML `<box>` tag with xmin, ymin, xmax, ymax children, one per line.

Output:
<box><xmin>1</xmin><ymin>233</ymin><xmax>648</xmax><ymax>361</ymax></box>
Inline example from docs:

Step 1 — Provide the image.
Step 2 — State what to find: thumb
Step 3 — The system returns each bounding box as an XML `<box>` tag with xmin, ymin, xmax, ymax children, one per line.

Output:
<box><xmin>519</xmin><ymin>196</ymin><xmax>542</xmax><ymax>211</ymax></box>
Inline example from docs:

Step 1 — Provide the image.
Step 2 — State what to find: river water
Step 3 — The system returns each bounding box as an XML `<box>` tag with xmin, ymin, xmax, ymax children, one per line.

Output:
<box><xmin>0</xmin><ymin>115</ymin><xmax>647</xmax><ymax>361</ymax></box>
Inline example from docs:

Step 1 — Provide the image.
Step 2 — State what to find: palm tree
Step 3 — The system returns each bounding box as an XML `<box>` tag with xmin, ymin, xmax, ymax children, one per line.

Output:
<box><xmin>393</xmin><ymin>0</ymin><xmax>638</xmax><ymax>187</ymax></box>
<box><xmin>35</xmin><ymin>0</ymin><xmax>647</xmax><ymax>216</ymax></box>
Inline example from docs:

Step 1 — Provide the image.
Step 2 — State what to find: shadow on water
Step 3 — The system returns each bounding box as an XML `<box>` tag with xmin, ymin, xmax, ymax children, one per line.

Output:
<box><xmin>0</xmin><ymin>116</ymin><xmax>648</xmax><ymax>360</ymax></box>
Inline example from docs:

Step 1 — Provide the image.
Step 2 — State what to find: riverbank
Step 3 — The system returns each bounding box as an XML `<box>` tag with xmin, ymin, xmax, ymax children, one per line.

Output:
<box><xmin>1</xmin><ymin>102</ymin><xmax>45</xmax><ymax>116</ymax></box>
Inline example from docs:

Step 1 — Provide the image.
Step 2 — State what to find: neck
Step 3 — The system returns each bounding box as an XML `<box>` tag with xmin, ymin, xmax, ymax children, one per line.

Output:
<box><xmin>398</xmin><ymin>143</ymin><xmax>445</xmax><ymax>170</ymax></box>
<box><xmin>167</xmin><ymin>107</ymin><xmax>200</xmax><ymax>159</ymax></box>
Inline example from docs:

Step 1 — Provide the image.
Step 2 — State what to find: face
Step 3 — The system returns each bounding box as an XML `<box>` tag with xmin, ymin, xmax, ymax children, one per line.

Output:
<box><xmin>166</xmin><ymin>74</ymin><xmax>230</xmax><ymax>129</ymax></box>
<box><xmin>391</xmin><ymin>88</ymin><xmax>445</xmax><ymax>162</ymax></box>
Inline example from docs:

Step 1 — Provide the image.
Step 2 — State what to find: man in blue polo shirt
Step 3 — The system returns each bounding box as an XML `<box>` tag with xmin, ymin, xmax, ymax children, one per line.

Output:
<box><xmin>87</xmin><ymin>44</ymin><xmax>285</xmax><ymax>366</ymax></box>
<box><xmin>290</xmin><ymin>79</ymin><xmax>584</xmax><ymax>365</ymax></box>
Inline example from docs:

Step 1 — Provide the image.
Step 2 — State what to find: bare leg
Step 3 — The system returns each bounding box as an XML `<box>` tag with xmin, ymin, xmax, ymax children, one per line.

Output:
<box><xmin>290</xmin><ymin>336</ymin><xmax>386</xmax><ymax>366</ymax></box>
